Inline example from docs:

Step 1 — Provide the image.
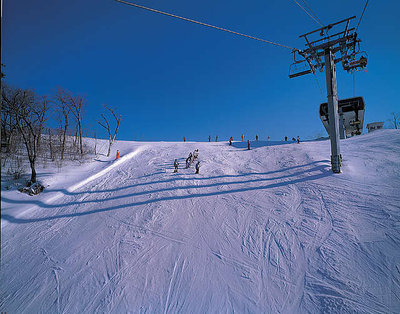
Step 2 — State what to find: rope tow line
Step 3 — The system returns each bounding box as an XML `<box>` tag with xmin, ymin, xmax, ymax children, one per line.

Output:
<box><xmin>115</xmin><ymin>0</ymin><xmax>296</xmax><ymax>50</ymax></box>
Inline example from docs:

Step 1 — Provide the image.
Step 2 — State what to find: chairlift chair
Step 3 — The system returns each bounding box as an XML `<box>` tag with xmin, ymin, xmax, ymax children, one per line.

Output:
<box><xmin>343</xmin><ymin>51</ymin><xmax>368</xmax><ymax>73</ymax></box>
<box><xmin>288</xmin><ymin>50</ymin><xmax>315</xmax><ymax>78</ymax></box>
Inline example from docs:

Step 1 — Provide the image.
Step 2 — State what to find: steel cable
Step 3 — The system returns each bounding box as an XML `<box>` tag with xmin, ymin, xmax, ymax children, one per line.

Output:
<box><xmin>115</xmin><ymin>0</ymin><xmax>295</xmax><ymax>50</ymax></box>
<box><xmin>356</xmin><ymin>0</ymin><xmax>369</xmax><ymax>31</ymax></box>
<box><xmin>292</xmin><ymin>0</ymin><xmax>324</xmax><ymax>27</ymax></box>
<box><xmin>299</xmin><ymin>0</ymin><xmax>324</xmax><ymax>26</ymax></box>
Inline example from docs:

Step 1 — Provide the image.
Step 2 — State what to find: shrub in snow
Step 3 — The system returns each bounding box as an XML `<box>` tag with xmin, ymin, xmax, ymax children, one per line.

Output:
<box><xmin>18</xmin><ymin>182</ymin><xmax>45</xmax><ymax>196</ymax></box>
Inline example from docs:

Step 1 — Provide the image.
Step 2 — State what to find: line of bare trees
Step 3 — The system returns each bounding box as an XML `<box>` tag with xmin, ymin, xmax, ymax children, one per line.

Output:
<box><xmin>1</xmin><ymin>83</ymin><xmax>121</xmax><ymax>186</ymax></box>
<box><xmin>388</xmin><ymin>112</ymin><xmax>399</xmax><ymax>129</ymax></box>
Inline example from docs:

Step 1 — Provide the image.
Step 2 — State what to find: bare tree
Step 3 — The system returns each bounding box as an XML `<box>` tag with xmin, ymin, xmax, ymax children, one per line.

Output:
<box><xmin>69</xmin><ymin>94</ymin><xmax>85</xmax><ymax>155</ymax></box>
<box><xmin>2</xmin><ymin>85</ymin><xmax>49</xmax><ymax>184</ymax></box>
<box><xmin>388</xmin><ymin>112</ymin><xmax>399</xmax><ymax>129</ymax></box>
<box><xmin>1</xmin><ymin>92</ymin><xmax>16</xmax><ymax>151</ymax></box>
<box><xmin>98</xmin><ymin>105</ymin><xmax>121</xmax><ymax>157</ymax></box>
<box><xmin>55</xmin><ymin>88</ymin><xmax>72</xmax><ymax>160</ymax></box>
<box><xmin>35</xmin><ymin>96</ymin><xmax>51</xmax><ymax>154</ymax></box>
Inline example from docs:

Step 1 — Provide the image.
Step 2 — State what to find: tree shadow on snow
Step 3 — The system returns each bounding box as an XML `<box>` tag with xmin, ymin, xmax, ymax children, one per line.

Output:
<box><xmin>2</xmin><ymin>160</ymin><xmax>332</xmax><ymax>224</ymax></box>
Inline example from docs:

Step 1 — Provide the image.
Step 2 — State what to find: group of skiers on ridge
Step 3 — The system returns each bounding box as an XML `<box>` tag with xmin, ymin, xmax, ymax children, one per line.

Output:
<box><xmin>227</xmin><ymin>135</ymin><xmax>300</xmax><ymax>146</ymax></box>
<box><xmin>174</xmin><ymin>149</ymin><xmax>200</xmax><ymax>174</ymax></box>
<box><xmin>175</xmin><ymin>135</ymin><xmax>301</xmax><ymax>173</ymax></box>
<box><xmin>185</xmin><ymin>134</ymin><xmax>301</xmax><ymax>144</ymax></box>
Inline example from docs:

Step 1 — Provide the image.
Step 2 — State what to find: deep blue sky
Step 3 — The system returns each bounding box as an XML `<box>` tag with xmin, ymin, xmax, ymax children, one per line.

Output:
<box><xmin>3</xmin><ymin>0</ymin><xmax>400</xmax><ymax>141</ymax></box>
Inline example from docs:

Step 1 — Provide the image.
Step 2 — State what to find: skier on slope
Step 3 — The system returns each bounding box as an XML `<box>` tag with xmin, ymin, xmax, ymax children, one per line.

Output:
<box><xmin>256</xmin><ymin>134</ymin><xmax>258</xmax><ymax>141</ymax></box>
<box><xmin>241</xmin><ymin>134</ymin><xmax>244</xmax><ymax>142</ymax></box>
<box><xmin>193</xmin><ymin>149</ymin><xmax>199</xmax><ymax>160</ymax></box>
<box><xmin>208</xmin><ymin>135</ymin><xmax>211</xmax><ymax>142</ymax></box>
<box><xmin>247</xmin><ymin>140</ymin><xmax>250</xmax><ymax>150</ymax></box>
<box><xmin>297</xmin><ymin>136</ymin><xmax>300</xmax><ymax>144</ymax></box>
<box><xmin>195</xmin><ymin>161</ymin><xmax>201</xmax><ymax>174</ymax></box>
<box><xmin>174</xmin><ymin>159</ymin><xmax>179</xmax><ymax>173</ymax></box>
<box><xmin>285</xmin><ymin>136</ymin><xmax>288</xmax><ymax>141</ymax></box>
<box><xmin>229</xmin><ymin>136</ymin><xmax>233</xmax><ymax>146</ymax></box>
<box><xmin>186</xmin><ymin>152</ymin><xmax>193</xmax><ymax>168</ymax></box>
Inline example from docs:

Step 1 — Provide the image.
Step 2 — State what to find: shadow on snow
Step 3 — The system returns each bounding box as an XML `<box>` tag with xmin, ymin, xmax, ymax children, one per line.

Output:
<box><xmin>2</xmin><ymin>160</ymin><xmax>332</xmax><ymax>224</ymax></box>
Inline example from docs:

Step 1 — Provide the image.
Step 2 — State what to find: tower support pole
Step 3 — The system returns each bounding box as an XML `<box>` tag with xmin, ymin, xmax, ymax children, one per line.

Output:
<box><xmin>324</xmin><ymin>48</ymin><xmax>341</xmax><ymax>173</ymax></box>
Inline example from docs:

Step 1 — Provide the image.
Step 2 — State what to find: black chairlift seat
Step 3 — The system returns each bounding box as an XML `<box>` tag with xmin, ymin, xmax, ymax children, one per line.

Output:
<box><xmin>289</xmin><ymin>58</ymin><xmax>314</xmax><ymax>78</ymax></box>
<box><xmin>289</xmin><ymin>69</ymin><xmax>313</xmax><ymax>78</ymax></box>
<box><xmin>319</xmin><ymin>96</ymin><xmax>365</xmax><ymax>136</ymax></box>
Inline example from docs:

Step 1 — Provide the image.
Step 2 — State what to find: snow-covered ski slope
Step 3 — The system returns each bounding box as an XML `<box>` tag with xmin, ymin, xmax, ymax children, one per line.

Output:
<box><xmin>1</xmin><ymin>130</ymin><xmax>400</xmax><ymax>313</ymax></box>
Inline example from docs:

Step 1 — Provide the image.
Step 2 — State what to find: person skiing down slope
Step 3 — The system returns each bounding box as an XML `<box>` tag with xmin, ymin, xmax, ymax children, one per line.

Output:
<box><xmin>195</xmin><ymin>161</ymin><xmax>200</xmax><ymax>174</ymax></box>
<box><xmin>229</xmin><ymin>136</ymin><xmax>233</xmax><ymax>146</ymax></box>
<box><xmin>174</xmin><ymin>159</ymin><xmax>179</xmax><ymax>173</ymax></box>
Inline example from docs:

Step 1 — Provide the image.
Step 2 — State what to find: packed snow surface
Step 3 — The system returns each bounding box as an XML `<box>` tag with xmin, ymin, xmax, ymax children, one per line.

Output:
<box><xmin>1</xmin><ymin>130</ymin><xmax>400</xmax><ymax>313</ymax></box>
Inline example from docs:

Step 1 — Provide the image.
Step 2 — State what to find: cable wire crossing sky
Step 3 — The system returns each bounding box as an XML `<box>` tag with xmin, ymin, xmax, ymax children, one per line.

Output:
<box><xmin>2</xmin><ymin>0</ymin><xmax>399</xmax><ymax>141</ymax></box>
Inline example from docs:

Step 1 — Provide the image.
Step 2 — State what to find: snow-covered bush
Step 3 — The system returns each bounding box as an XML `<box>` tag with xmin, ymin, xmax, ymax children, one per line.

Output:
<box><xmin>18</xmin><ymin>181</ymin><xmax>45</xmax><ymax>196</ymax></box>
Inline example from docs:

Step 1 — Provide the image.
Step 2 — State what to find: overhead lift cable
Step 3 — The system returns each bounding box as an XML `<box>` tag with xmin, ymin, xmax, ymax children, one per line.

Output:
<box><xmin>299</xmin><ymin>0</ymin><xmax>324</xmax><ymax>26</ymax></box>
<box><xmin>356</xmin><ymin>0</ymin><xmax>369</xmax><ymax>31</ymax></box>
<box><xmin>115</xmin><ymin>0</ymin><xmax>295</xmax><ymax>50</ymax></box>
<box><xmin>292</xmin><ymin>0</ymin><xmax>323</xmax><ymax>27</ymax></box>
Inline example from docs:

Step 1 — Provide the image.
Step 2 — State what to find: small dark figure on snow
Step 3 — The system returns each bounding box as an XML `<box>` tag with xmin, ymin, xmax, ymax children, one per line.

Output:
<box><xmin>247</xmin><ymin>140</ymin><xmax>250</xmax><ymax>150</ymax></box>
<box><xmin>183</xmin><ymin>137</ymin><xmax>186</xmax><ymax>142</ymax></box>
<box><xmin>256</xmin><ymin>135</ymin><xmax>258</xmax><ymax>141</ymax></box>
<box><xmin>229</xmin><ymin>136</ymin><xmax>233</xmax><ymax>146</ymax></box>
<box><xmin>216</xmin><ymin>135</ymin><xmax>218</xmax><ymax>142</ymax></box>
<box><xmin>193</xmin><ymin>149</ymin><xmax>199</xmax><ymax>160</ymax></box>
<box><xmin>186</xmin><ymin>152</ymin><xmax>193</xmax><ymax>168</ymax></box>
<box><xmin>208</xmin><ymin>135</ymin><xmax>211</xmax><ymax>142</ymax></box>
<box><xmin>292</xmin><ymin>137</ymin><xmax>296</xmax><ymax>141</ymax></box>
<box><xmin>174</xmin><ymin>159</ymin><xmax>179</xmax><ymax>173</ymax></box>
<box><xmin>297</xmin><ymin>136</ymin><xmax>300</xmax><ymax>144</ymax></box>
<box><xmin>195</xmin><ymin>161</ymin><xmax>200</xmax><ymax>174</ymax></box>
<box><xmin>285</xmin><ymin>136</ymin><xmax>287</xmax><ymax>141</ymax></box>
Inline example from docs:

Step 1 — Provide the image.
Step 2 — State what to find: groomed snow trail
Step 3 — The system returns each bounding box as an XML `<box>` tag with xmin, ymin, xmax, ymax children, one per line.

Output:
<box><xmin>1</xmin><ymin>131</ymin><xmax>400</xmax><ymax>313</ymax></box>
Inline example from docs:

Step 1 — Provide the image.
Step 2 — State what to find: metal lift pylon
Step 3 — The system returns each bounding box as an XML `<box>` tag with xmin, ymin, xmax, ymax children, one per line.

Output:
<box><xmin>289</xmin><ymin>16</ymin><xmax>367</xmax><ymax>173</ymax></box>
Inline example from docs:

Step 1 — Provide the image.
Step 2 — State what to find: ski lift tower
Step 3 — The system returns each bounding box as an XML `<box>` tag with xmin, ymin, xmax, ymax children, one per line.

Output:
<box><xmin>289</xmin><ymin>16</ymin><xmax>367</xmax><ymax>173</ymax></box>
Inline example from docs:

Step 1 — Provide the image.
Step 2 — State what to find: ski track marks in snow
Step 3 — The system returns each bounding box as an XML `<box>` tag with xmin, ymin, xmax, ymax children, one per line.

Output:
<box><xmin>1</xmin><ymin>130</ymin><xmax>400</xmax><ymax>313</ymax></box>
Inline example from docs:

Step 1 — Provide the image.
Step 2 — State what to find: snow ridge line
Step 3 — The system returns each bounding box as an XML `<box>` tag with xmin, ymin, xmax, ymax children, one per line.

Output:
<box><xmin>2</xmin><ymin>145</ymin><xmax>147</xmax><ymax>226</ymax></box>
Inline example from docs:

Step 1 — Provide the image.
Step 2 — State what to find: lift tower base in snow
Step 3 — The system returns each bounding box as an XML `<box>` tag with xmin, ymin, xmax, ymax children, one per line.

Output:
<box><xmin>288</xmin><ymin>16</ymin><xmax>368</xmax><ymax>173</ymax></box>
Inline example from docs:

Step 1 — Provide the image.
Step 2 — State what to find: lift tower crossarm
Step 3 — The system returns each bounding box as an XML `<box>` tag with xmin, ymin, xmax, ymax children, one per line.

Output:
<box><xmin>299</xmin><ymin>16</ymin><xmax>356</xmax><ymax>38</ymax></box>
